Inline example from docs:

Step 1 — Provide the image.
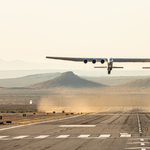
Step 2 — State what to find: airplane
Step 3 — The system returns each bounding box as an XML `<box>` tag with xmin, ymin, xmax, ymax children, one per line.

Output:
<box><xmin>46</xmin><ymin>56</ymin><xmax>150</xmax><ymax>74</ymax></box>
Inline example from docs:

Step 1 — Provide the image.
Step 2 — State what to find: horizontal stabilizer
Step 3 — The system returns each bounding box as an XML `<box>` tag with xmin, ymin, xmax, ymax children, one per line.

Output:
<box><xmin>142</xmin><ymin>67</ymin><xmax>150</xmax><ymax>69</ymax></box>
<box><xmin>94</xmin><ymin>66</ymin><xmax>123</xmax><ymax>69</ymax></box>
<box><xmin>94</xmin><ymin>66</ymin><xmax>107</xmax><ymax>68</ymax></box>
<box><xmin>113</xmin><ymin>67</ymin><xmax>124</xmax><ymax>69</ymax></box>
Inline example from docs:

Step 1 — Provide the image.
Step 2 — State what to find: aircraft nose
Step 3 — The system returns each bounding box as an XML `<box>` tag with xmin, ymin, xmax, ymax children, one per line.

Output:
<box><xmin>108</xmin><ymin>58</ymin><xmax>113</xmax><ymax>62</ymax></box>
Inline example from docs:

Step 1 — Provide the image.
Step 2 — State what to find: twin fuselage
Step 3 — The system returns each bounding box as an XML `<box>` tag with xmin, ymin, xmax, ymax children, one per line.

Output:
<box><xmin>107</xmin><ymin>58</ymin><xmax>113</xmax><ymax>74</ymax></box>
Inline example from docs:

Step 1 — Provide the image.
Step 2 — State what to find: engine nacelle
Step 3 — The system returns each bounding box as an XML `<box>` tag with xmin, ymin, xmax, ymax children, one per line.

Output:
<box><xmin>101</xmin><ymin>59</ymin><xmax>105</xmax><ymax>64</ymax></box>
<box><xmin>92</xmin><ymin>59</ymin><xmax>96</xmax><ymax>64</ymax></box>
<box><xmin>84</xmin><ymin>59</ymin><xmax>88</xmax><ymax>64</ymax></box>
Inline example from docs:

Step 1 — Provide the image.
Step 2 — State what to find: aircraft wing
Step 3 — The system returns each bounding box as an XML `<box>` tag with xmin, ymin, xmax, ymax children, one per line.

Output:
<box><xmin>46</xmin><ymin>56</ymin><xmax>107</xmax><ymax>62</ymax></box>
<box><xmin>113</xmin><ymin>58</ymin><xmax>150</xmax><ymax>62</ymax></box>
<box><xmin>46</xmin><ymin>56</ymin><xmax>150</xmax><ymax>63</ymax></box>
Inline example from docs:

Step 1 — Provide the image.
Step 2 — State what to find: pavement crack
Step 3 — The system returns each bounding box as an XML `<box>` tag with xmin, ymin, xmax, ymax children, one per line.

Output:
<box><xmin>109</xmin><ymin>115</ymin><xmax>122</xmax><ymax>124</ymax></box>
<box><xmin>82</xmin><ymin>115</ymin><xmax>107</xmax><ymax>124</ymax></box>
<box><xmin>107</xmin><ymin>137</ymin><xmax>117</xmax><ymax>150</ymax></box>
<box><xmin>41</xmin><ymin>139</ymin><xmax>67</xmax><ymax>150</ymax></box>
<box><xmin>124</xmin><ymin>115</ymin><xmax>130</xmax><ymax>124</ymax></box>
<box><xmin>74</xmin><ymin>140</ymin><xmax>92</xmax><ymax>150</ymax></box>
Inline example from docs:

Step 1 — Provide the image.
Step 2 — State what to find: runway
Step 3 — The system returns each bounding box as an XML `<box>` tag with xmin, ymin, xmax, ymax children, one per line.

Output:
<box><xmin>1</xmin><ymin>107</ymin><xmax>150</xmax><ymax>150</ymax></box>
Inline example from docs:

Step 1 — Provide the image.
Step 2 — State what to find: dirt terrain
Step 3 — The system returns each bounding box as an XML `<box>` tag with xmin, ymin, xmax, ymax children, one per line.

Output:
<box><xmin>0</xmin><ymin>105</ymin><xmax>80</xmax><ymax>125</ymax></box>
<box><xmin>0</xmin><ymin>112</ymin><xmax>76</xmax><ymax>125</ymax></box>
<box><xmin>0</xmin><ymin>104</ymin><xmax>105</xmax><ymax>125</ymax></box>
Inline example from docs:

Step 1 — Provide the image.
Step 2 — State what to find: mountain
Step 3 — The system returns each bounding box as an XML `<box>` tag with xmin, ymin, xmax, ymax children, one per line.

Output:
<box><xmin>82</xmin><ymin>76</ymin><xmax>150</xmax><ymax>86</ymax></box>
<box><xmin>27</xmin><ymin>71</ymin><xmax>106</xmax><ymax>89</ymax></box>
<box><xmin>116</xmin><ymin>77</ymin><xmax>150</xmax><ymax>88</ymax></box>
<box><xmin>0</xmin><ymin>73</ymin><xmax>61</xmax><ymax>87</ymax></box>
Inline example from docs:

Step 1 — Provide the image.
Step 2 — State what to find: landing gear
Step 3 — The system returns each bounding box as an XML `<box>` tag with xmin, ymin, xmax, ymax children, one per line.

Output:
<box><xmin>108</xmin><ymin>71</ymin><xmax>111</xmax><ymax>74</ymax></box>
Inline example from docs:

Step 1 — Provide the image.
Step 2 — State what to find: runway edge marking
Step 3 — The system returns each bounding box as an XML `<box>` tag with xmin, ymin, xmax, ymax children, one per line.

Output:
<box><xmin>0</xmin><ymin>108</ymin><xmax>109</xmax><ymax>131</ymax></box>
<box><xmin>0</xmin><ymin>114</ymin><xmax>85</xmax><ymax>131</ymax></box>
<box><xmin>137</xmin><ymin>112</ymin><xmax>142</xmax><ymax>134</ymax></box>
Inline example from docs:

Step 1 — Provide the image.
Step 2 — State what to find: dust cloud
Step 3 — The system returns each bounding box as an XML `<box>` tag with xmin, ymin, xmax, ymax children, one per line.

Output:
<box><xmin>38</xmin><ymin>93</ymin><xmax>150</xmax><ymax>113</ymax></box>
<box><xmin>37</xmin><ymin>95</ymin><xmax>104</xmax><ymax>113</ymax></box>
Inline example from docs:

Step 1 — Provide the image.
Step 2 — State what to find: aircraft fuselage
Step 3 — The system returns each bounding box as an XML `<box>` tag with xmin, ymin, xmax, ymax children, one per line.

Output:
<box><xmin>107</xmin><ymin>58</ymin><xmax>113</xmax><ymax>74</ymax></box>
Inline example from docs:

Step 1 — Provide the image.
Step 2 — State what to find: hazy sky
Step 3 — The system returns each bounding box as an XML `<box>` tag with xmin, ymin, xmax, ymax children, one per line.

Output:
<box><xmin>1</xmin><ymin>0</ymin><xmax>150</xmax><ymax>68</ymax></box>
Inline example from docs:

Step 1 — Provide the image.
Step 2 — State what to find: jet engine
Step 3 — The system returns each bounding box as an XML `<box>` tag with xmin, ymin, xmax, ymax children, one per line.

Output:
<box><xmin>92</xmin><ymin>59</ymin><xmax>96</xmax><ymax>64</ymax></box>
<box><xmin>101</xmin><ymin>59</ymin><xmax>105</xmax><ymax>64</ymax></box>
<box><xmin>84</xmin><ymin>59</ymin><xmax>88</xmax><ymax>64</ymax></box>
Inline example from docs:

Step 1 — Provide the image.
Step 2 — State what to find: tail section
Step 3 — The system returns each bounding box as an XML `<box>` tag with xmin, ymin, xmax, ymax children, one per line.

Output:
<box><xmin>94</xmin><ymin>66</ymin><xmax>123</xmax><ymax>69</ymax></box>
<box><xmin>94</xmin><ymin>66</ymin><xmax>107</xmax><ymax>68</ymax></box>
<box><xmin>113</xmin><ymin>67</ymin><xmax>124</xmax><ymax>69</ymax></box>
<box><xmin>143</xmin><ymin>67</ymin><xmax>150</xmax><ymax>69</ymax></box>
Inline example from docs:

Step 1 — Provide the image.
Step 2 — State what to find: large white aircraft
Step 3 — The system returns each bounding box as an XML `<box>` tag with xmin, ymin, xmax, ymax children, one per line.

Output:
<box><xmin>46</xmin><ymin>56</ymin><xmax>150</xmax><ymax>74</ymax></box>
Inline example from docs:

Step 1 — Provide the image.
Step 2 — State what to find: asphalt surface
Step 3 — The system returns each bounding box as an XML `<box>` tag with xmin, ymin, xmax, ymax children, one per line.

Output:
<box><xmin>1</xmin><ymin>107</ymin><xmax>150</xmax><ymax>150</ymax></box>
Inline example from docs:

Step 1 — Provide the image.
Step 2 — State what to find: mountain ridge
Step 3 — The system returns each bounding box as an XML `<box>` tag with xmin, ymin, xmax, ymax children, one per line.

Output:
<box><xmin>27</xmin><ymin>71</ymin><xmax>106</xmax><ymax>89</ymax></box>
<box><xmin>0</xmin><ymin>72</ymin><xmax>61</xmax><ymax>87</ymax></box>
<box><xmin>115</xmin><ymin>77</ymin><xmax>150</xmax><ymax>89</ymax></box>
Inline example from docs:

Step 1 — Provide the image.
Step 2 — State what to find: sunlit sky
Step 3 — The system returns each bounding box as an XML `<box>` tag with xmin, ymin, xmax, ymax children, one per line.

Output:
<box><xmin>1</xmin><ymin>0</ymin><xmax>150</xmax><ymax>70</ymax></box>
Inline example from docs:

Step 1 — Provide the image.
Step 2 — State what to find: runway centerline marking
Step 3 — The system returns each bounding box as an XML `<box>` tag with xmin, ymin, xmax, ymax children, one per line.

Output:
<box><xmin>99</xmin><ymin>134</ymin><xmax>111</xmax><ymax>138</ymax></box>
<box><xmin>59</xmin><ymin>125</ymin><xmax>96</xmax><ymax>127</ymax></box>
<box><xmin>12</xmin><ymin>135</ymin><xmax>29</xmax><ymax>139</ymax></box>
<box><xmin>0</xmin><ymin>133</ymin><xmax>136</xmax><ymax>140</ymax></box>
<box><xmin>34</xmin><ymin>135</ymin><xmax>50</xmax><ymax>139</ymax></box>
<box><xmin>78</xmin><ymin>134</ymin><xmax>90</xmax><ymax>138</ymax></box>
<box><xmin>56</xmin><ymin>135</ymin><xmax>70</xmax><ymax>138</ymax></box>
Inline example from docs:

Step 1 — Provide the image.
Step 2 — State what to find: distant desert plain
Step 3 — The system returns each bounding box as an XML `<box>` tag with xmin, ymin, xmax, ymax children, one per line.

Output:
<box><xmin>0</xmin><ymin>71</ymin><xmax>150</xmax><ymax>125</ymax></box>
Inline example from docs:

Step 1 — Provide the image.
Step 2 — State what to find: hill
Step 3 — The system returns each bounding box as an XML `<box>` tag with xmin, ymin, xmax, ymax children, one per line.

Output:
<box><xmin>116</xmin><ymin>77</ymin><xmax>150</xmax><ymax>89</ymax></box>
<box><xmin>27</xmin><ymin>71</ymin><xmax>106</xmax><ymax>89</ymax></box>
<box><xmin>83</xmin><ymin>76</ymin><xmax>150</xmax><ymax>86</ymax></box>
<box><xmin>0</xmin><ymin>72</ymin><xmax>61</xmax><ymax>87</ymax></box>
